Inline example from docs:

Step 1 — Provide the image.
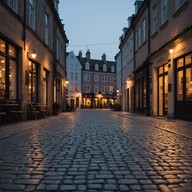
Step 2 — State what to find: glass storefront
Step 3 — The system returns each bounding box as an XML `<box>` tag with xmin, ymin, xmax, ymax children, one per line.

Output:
<box><xmin>176</xmin><ymin>53</ymin><xmax>192</xmax><ymax>120</ymax></box>
<box><xmin>0</xmin><ymin>39</ymin><xmax>18</xmax><ymax>100</ymax></box>
<box><xmin>158</xmin><ymin>64</ymin><xmax>168</xmax><ymax>116</ymax></box>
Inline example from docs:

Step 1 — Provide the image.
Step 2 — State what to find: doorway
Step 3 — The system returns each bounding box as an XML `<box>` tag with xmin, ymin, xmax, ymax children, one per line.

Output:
<box><xmin>158</xmin><ymin>64</ymin><xmax>168</xmax><ymax>116</ymax></box>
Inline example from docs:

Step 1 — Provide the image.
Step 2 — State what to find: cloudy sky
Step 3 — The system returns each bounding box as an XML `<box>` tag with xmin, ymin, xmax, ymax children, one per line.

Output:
<box><xmin>59</xmin><ymin>0</ymin><xmax>135</xmax><ymax>61</ymax></box>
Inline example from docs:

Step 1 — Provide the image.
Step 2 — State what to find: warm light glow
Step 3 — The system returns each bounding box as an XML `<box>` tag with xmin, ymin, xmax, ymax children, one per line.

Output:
<box><xmin>66</xmin><ymin>80</ymin><xmax>69</xmax><ymax>85</ymax></box>
<box><xmin>169</xmin><ymin>49</ymin><xmax>174</xmax><ymax>54</ymax></box>
<box><xmin>28</xmin><ymin>49</ymin><xmax>37</xmax><ymax>59</ymax></box>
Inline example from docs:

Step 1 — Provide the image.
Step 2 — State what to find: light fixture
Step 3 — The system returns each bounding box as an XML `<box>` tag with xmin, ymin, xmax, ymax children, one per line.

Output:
<box><xmin>169</xmin><ymin>49</ymin><xmax>174</xmax><ymax>54</ymax></box>
<box><xmin>66</xmin><ymin>80</ymin><xmax>69</xmax><ymax>85</ymax></box>
<box><xmin>27</xmin><ymin>49</ymin><xmax>37</xmax><ymax>59</ymax></box>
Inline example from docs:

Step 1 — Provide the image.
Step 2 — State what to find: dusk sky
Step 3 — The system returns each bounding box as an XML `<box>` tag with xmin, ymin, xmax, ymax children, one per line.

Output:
<box><xmin>58</xmin><ymin>0</ymin><xmax>135</xmax><ymax>61</ymax></box>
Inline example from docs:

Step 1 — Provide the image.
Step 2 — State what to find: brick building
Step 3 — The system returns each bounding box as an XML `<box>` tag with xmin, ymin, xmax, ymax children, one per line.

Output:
<box><xmin>78</xmin><ymin>50</ymin><xmax>117</xmax><ymax>108</ymax></box>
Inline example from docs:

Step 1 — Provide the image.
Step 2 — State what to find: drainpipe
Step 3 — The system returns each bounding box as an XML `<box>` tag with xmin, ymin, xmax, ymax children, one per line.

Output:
<box><xmin>146</xmin><ymin>0</ymin><xmax>151</xmax><ymax>116</ymax></box>
<box><xmin>22</xmin><ymin>0</ymin><xmax>26</xmax><ymax>50</ymax></box>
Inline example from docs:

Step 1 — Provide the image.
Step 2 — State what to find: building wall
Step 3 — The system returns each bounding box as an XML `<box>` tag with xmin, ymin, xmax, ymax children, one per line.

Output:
<box><xmin>0</xmin><ymin>0</ymin><xmax>68</xmax><ymax>118</ymax></box>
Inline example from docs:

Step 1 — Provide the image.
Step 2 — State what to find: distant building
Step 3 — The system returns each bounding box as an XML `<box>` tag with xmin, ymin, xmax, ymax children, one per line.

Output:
<box><xmin>77</xmin><ymin>50</ymin><xmax>117</xmax><ymax>108</ymax></box>
<box><xmin>0</xmin><ymin>0</ymin><xmax>68</xmax><ymax>117</ymax></box>
<box><xmin>66</xmin><ymin>51</ymin><xmax>82</xmax><ymax>108</ymax></box>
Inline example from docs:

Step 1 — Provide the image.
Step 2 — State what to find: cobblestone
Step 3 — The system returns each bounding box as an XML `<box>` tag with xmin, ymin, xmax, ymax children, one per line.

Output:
<box><xmin>0</xmin><ymin>109</ymin><xmax>192</xmax><ymax>191</ymax></box>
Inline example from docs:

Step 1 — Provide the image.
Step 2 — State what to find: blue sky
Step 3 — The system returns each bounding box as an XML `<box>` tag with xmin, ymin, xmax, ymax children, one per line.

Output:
<box><xmin>59</xmin><ymin>0</ymin><xmax>135</xmax><ymax>61</ymax></box>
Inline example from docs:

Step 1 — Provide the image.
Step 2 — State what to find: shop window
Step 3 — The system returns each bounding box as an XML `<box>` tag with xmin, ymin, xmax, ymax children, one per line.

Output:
<box><xmin>0</xmin><ymin>40</ymin><xmax>18</xmax><ymax>100</ymax></box>
<box><xmin>177</xmin><ymin>58</ymin><xmax>184</xmax><ymax>68</ymax></box>
<box><xmin>186</xmin><ymin>68</ymin><xmax>192</xmax><ymax>101</ymax></box>
<box><xmin>185</xmin><ymin>54</ymin><xmax>192</xmax><ymax>65</ymax></box>
<box><xmin>177</xmin><ymin>71</ymin><xmax>183</xmax><ymax>101</ymax></box>
<box><xmin>28</xmin><ymin>60</ymin><xmax>38</xmax><ymax>102</ymax></box>
<box><xmin>0</xmin><ymin>39</ymin><xmax>5</xmax><ymax>53</ymax></box>
<box><xmin>43</xmin><ymin>69</ymin><xmax>49</xmax><ymax>105</ymax></box>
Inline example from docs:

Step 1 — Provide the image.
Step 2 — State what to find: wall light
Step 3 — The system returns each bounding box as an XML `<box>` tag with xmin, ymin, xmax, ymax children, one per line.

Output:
<box><xmin>169</xmin><ymin>49</ymin><xmax>174</xmax><ymax>54</ymax></box>
<box><xmin>27</xmin><ymin>49</ymin><xmax>37</xmax><ymax>59</ymax></box>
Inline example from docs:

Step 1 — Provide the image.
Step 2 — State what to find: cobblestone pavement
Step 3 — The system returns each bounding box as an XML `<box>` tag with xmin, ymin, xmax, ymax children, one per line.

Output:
<box><xmin>0</xmin><ymin>109</ymin><xmax>192</xmax><ymax>192</ymax></box>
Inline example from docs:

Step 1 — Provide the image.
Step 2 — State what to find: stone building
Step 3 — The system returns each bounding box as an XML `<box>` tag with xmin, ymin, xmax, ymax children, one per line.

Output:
<box><xmin>0</xmin><ymin>0</ymin><xmax>68</xmax><ymax>118</ymax></box>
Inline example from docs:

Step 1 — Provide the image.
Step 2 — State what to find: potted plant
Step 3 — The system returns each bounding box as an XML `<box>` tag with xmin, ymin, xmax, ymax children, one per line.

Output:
<box><xmin>52</xmin><ymin>102</ymin><xmax>60</xmax><ymax>116</ymax></box>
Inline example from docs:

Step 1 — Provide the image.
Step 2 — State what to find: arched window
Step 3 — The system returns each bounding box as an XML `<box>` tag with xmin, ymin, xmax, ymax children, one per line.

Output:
<box><xmin>85</xmin><ymin>62</ymin><xmax>90</xmax><ymax>70</ymax></box>
<box><xmin>103</xmin><ymin>64</ymin><xmax>107</xmax><ymax>72</ymax></box>
<box><xmin>95</xmin><ymin>64</ymin><xmax>99</xmax><ymax>71</ymax></box>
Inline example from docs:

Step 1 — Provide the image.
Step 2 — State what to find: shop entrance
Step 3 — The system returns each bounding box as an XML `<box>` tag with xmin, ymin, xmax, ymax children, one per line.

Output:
<box><xmin>158</xmin><ymin>64</ymin><xmax>168</xmax><ymax>116</ymax></box>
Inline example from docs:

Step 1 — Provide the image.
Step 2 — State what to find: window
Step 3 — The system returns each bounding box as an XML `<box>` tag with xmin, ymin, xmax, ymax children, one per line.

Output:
<box><xmin>70</xmin><ymin>72</ymin><xmax>74</xmax><ymax>80</ymax></box>
<box><xmin>103</xmin><ymin>64</ymin><xmax>107</xmax><ymax>72</ymax></box>
<box><xmin>94</xmin><ymin>85</ymin><xmax>99</xmax><ymax>93</ymax></box>
<box><xmin>109</xmin><ymin>76</ymin><xmax>114</xmax><ymax>83</ymax></box>
<box><xmin>84</xmin><ymin>74</ymin><xmax>90</xmax><ymax>81</ymax></box>
<box><xmin>95</xmin><ymin>64</ymin><xmax>99</xmax><ymax>71</ymax></box>
<box><xmin>101</xmin><ymin>86</ymin><xmax>108</xmax><ymax>94</ymax></box>
<box><xmin>135</xmin><ymin>31</ymin><xmax>138</xmax><ymax>51</ymax></box>
<box><xmin>0</xmin><ymin>40</ymin><xmax>17</xmax><ymax>100</ymax></box>
<box><xmin>102</xmin><ymin>75</ymin><xmax>108</xmax><ymax>82</ymax></box>
<box><xmin>85</xmin><ymin>62</ymin><xmax>90</xmax><ymax>70</ymax></box>
<box><xmin>84</xmin><ymin>85</ymin><xmax>90</xmax><ymax>93</ymax></box>
<box><xmin>152</xmin><ymin>4</ymin><xmax>158</xmax><ymax>34</ymax></box>
<box><xmin>7</xmin><ymin>0</ymin><xmax>17</xmax><ymax>12</ymax></box>
<box><xmin>109</xmin><ymin>86</ymin><xmax>114</xmax><ymax>94</ymax></box>
<box><xmin>54</xmin><ymin>79</ymin><xmax>61</xmax><ymax>103</ymax></box>
<box><xmin>94</xmin><ymin>74</ymin><xmax>98</xmax><ymax>82</ymax></box>
<box><xmin>57</xmin><ymin>37</ymin><xmax>60</xmax><ymax>60</ymax></box>
<box><xmin>54</xmin><ymin>0</ymin><xmax>59</xmax><ymax>12</ymax></box>
<box><xmin>111</xmin><ymin>66</ymin><xmax>115</xmax><ymax>73</ymax></box>
<box><xmin>28</xmin><ymin>60</ymin><xmax>38</xmax><ymax>102</ymax></box>
<box><xmin>29</xmin><ymin>0</ymin><xmax>35</xmax><ymax>29</ymax></box>
<box><xmin>138</xmin><ymin>26</ymin><xmax>141</xmax><ymax>47</ymax></box>
<box><xmin>175</xmin><ymin>0</ymin><xmax>188</xmax><ymax>11</ymax></box>
<box><xmin>75</xmin><ymin>73</ymin><xmax>78</xmax><ymax>80</ymax></box>
<box><xmin>45</xmin><ymin>13</ymin><xmax>49</xmax><ymax>45</ymax></box>
<box><xmin>161</xmin><ymin>0</ymin><xmax>168</xmax><ymax>24</ymax></box>
<box><xmin>176</xmin><ymin>53</ymin><xmax>192</xmax><ymax>101</ymax></box>
<box><xmin>142</xmin><ymin>19</ymin><xmax>146</xmax><ymax>43</ymax></box>
<box><xmin>43</xmin><ymin>69</ymin><xmax>49</xmax><ymax>105</ymax></box>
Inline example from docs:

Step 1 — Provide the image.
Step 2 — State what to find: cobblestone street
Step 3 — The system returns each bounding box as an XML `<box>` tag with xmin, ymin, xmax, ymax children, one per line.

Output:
<box><xmin>0</xmin><ymin>109</ymin><xmax>192</xmax><ymax>191</ymax></box>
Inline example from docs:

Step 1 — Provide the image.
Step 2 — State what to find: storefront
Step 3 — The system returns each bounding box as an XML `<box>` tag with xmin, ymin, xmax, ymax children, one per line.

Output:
<box><xmin>175</xmin><ymin>53</ymin><xmax>192</xmax><ymax>120</ymax></box>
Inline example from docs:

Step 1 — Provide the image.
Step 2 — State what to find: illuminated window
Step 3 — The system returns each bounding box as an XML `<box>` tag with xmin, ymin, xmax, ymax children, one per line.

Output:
<box><xmin>0</xmin><ymin>39</ymin><xmax>17</xmax><ymax>100</ymax></box>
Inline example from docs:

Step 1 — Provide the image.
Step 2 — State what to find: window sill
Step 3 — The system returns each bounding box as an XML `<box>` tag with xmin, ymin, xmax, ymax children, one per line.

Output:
<box><xmin>160</xmin><ymin>20</ymin><xmax>169</xmax><ymax>31</ymax></box>
<box><xmin>173</xmin><ymin>2</ymin><xmax>189</xmax><ymax>18</ymax></box>
<box><xmin>151</xmin><ymin>31</ymin><xmax>158</xmax><ymax>39</ymax></box>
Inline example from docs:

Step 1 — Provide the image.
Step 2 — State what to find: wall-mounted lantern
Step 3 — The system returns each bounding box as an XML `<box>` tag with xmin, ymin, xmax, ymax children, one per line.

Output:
<box><xmin>27</xmin><ymin>49</ymin><xmax>37</xmax><ymax>59</ymax></box>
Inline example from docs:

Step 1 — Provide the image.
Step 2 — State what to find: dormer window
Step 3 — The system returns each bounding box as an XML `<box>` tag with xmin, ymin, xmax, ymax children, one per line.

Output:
<box><xmin>95</xmin><ymin>64</ymin><xmax>99</xmax><ymax>71</ymax></box>
<box><xmin>85</xmin><ymin>62</ymin><xmax>90</xmax><ymax>70</ymax></box>
<box><xmin>103</xmin><ymin>64</ymin><xmax>107</xmax><ymax>72</ymax></box>
<box><xmin>111</xmin><ymin>66</ymin><xmax>115</xmax><ymax>73</ymax></box>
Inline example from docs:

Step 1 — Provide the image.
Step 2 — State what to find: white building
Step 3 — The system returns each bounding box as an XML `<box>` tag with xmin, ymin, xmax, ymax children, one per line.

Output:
<box><xmin>66</xmin><ymin>51</ymin><xmax>82</xmax><ymax>108</ymax></box>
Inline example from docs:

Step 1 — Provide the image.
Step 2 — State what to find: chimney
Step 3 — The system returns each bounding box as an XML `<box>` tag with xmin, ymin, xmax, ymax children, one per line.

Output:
<box><xmin>78</xmin><ymin>50</ymin><xmax>82</xmax><ymax>60</ymax></box>
<box><xmin>127</xmin><ymin>14</ymin><xmax>135</xmax><ymax>28</ymax></box>
<box><xmin>86</xmin><ymin>49</ymin><xmax>91</xmax><ymax>61</ymax></box>
<box><xmin>102</xmin><ymin>53</ymin><xmax>106</xmax><ymax>63</ymax></box>
<box><xmin>134</xmin><ymin>0</ymin><xmax>143</xmax><ymax>14</ymax></box>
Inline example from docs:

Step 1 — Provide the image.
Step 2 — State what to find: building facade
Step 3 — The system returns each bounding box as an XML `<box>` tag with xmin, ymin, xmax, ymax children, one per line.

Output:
<box><xmin>66</xmin><ymin>51</ymin><xmax>82</xmax><ymax>108</ymax></box>
<box><xmin>0</xmin><ymin>0</ymin><xmax>68</xmax><ymax>117</ymax></box>
<box><xmin>117</xmin><ymin>0</ymin><xmax>192</xmax><ymax>121</ymax></box>
<box><xmin>79</xmin><ymin>50</ymin><xmax>117</xmax><ymax>108</ymax></box>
